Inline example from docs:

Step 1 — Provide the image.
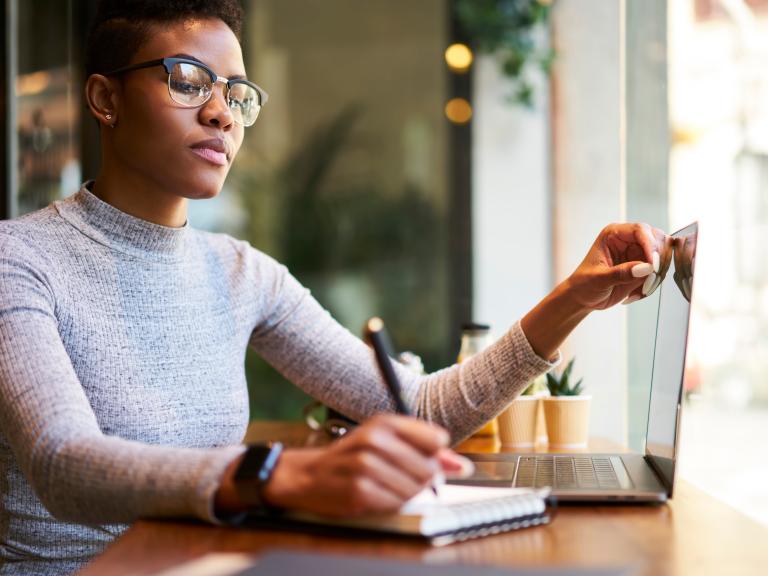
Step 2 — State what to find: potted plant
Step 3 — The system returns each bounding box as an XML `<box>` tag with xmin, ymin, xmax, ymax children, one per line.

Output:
<box><xmin>542</xmin><ymin>358</ymin><xmax>591</xmax><ymax>448</ymax></box>
<box><xmin>455</xmin><ymin>0</ymin><xmax>556</xmax><ymax>108</ymax></box>
<box><xmin>497</xmin><ymin>374</ymin><xmax>547</xmax><ymax>448</ymax></box>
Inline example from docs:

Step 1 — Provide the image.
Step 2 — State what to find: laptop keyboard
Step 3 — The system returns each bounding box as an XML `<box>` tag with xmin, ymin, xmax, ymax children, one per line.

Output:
<box><xmin>515</xmin><ymin>456</ymin><xmax>622</xmax><ymax>489</ymax></box>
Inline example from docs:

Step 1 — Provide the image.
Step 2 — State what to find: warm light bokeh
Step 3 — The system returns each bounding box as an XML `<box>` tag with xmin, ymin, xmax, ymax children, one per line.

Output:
<box><xmin>444</xmin><ymin>43</ymin><xmax>473</xmax><ymax>73</ymax></box>
<box><xmin>445</xmin><ymin>97</ymin><xmax>472</xmax><ymax>124</ymax></box>
<box><xmin>16</xmin><ymin>71</ymin><xmax>51</xmax><ymax>97</ymax></box>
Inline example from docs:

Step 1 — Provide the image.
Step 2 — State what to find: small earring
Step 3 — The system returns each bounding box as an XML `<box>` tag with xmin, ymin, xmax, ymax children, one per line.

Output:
<box><xmin>105</xmin><ymin>113</ymin><xmax>112</xmax><ymax>120</ymax></box>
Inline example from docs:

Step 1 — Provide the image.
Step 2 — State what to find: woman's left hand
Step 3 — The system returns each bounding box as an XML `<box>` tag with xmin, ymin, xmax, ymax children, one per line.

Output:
<box><xmin>566</xmin><ymin>223</ymin><xmax>672</xmax><ymax>311</ymax></box>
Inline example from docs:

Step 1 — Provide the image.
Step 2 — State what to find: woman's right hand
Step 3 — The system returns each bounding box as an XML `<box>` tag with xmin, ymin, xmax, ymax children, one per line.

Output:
<box><xmin>261</xmin><ymin>414</ymin><xmax>468</xmax><ymax>517</ymax></box>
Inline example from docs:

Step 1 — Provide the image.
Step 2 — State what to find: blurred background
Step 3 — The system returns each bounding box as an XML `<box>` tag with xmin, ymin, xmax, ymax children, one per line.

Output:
<box><xmin>1</xmin><ymin>0</ymin><xmax>766</xmax><ymax>525</ymax></box>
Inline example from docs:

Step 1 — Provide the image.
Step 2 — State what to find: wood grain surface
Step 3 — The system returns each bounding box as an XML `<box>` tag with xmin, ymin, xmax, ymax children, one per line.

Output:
<box><xmin>78</xmin><ymin>422</ymin><xmax>767</xmax><ymax>576</ymax></box>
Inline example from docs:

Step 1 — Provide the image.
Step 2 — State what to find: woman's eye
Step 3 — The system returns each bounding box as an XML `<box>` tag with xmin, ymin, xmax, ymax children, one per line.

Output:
<box><xmin>229</xmin><ymin>97</ymin><xmax>253</xmax><ymax>110</ymax></box>
<box><xmin>172</xmin><ymin>80</ymin><xmax>202</xmax><ymax>94</ymax></box>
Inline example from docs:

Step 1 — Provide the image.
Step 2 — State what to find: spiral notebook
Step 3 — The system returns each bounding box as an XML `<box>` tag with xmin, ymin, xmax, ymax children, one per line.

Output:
<box><xmin>249</xmin><ymin>485</ymin><xmax>550</xmax><ymax>546</ymax></box>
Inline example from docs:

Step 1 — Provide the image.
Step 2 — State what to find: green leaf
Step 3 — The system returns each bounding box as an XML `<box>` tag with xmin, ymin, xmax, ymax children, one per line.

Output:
<box><xmin>561</xmin><ymin>358</ymin><xmax>574</xmax><ymax>382</ymax></box>
<box><xmin>515</xmin><ymin>83</ymin><xmax>534</xmax><ymax>108</ymax></box>
<box><xmin>502</xmin><ymin>52</ymin><xmax>526</xmax><ymax>78</ymax></box>
<box><xmin>546</xmin><ymin>372</ymin><xmax>558</xmax><ymax>395</ymax></box>
<box><xmin>521</xmin><ymin>382</ymin><xmax>535</xmax><ymax>395</ymax></box>
<box><xmin>538</xmin><ymin>49</ymin><xmax>556</xmax><ymax>74</ymax></box>
<box><xmin>547</xmin><ymin>358</ymin><xmax>584</xmax><ymax>396</ymax></box>
<box><xmin>454</xmin><ymin>0</ymin><xmax>554</xmax><ymax>109</ymax></box>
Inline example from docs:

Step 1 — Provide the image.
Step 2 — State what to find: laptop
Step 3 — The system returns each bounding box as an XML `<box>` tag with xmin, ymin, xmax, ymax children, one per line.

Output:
<box><xmin>456</xmin><ymin>222</ymin><xmax>698</xmax><ymax>503</ymax></box>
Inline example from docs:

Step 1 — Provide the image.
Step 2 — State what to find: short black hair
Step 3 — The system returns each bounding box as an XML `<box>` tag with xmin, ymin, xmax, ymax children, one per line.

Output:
<box><xmin>85</xmin><ymin>0</ymin><xmax>244</xmax><ymax>78</ymax></box>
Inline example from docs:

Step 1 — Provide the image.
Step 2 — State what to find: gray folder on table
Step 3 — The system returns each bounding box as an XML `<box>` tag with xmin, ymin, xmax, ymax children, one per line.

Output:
<box><xmin>238</xmin><ymin>550</ymin><xmax>636</xmax><ymax>576</ymax></box>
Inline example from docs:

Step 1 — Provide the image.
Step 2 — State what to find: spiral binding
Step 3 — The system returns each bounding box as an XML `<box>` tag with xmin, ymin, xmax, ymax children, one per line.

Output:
<box><xmin>428</xmin><ymin>491</ymin><xmax>550</xmax><ymax>546</ymax></box>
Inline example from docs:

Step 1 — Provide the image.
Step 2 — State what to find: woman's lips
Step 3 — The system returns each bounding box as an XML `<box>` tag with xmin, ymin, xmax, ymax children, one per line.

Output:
<box><xmin>190</xmin><ymin>146</ymin><xmax>228</xmax><ymax>166</ymax></box>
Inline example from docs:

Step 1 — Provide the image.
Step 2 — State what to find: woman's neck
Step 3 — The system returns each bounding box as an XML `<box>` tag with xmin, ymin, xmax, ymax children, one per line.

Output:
<box><xmin>92</xmin><ymin>166</ymin><xmax>188</xmax><ymax>228</ymax></box>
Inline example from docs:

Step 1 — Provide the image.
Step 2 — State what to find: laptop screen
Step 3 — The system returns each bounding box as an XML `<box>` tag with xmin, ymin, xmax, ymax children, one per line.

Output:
<box><xmin>644</xmin><ymin>222</ymin><xmax>697</xmax><ymax>490</ymax></box>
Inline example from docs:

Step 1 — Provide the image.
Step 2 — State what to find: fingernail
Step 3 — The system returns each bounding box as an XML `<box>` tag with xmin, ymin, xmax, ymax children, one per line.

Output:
<box><xmin>642</xmin><ymin>272</ymin><xmax>657</xmax><ymax>295</ymax></box>
<box><xmin>643</xmin><ymin>274</ymin><xmax>663</xmax><ymax>297</ymax></box>
<box><xmin>622</xmin><ymin>294</ymin><xmax>642</xmax><ymax>305</ymax></box>
<box><xmin>441</xmin><ymin>452</ymin><xmax>475</xmax><ymax>479</ymax></box>
<box><xmin>652</xmin><ymin>251</ymin><xmax>660</xmax><ymax>273</ymax></box>
<box><xmin>631</xmin><ymin>263</ymin><xmax>653</xmax><ymax>278</ymax></box>
<box><xmin>451</xmin><ymin>455</ymin><xmax>475</xmax><ymax>479</ymax></box>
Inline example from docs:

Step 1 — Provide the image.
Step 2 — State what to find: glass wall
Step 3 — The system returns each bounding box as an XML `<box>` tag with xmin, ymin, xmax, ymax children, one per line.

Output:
<box><xmin>624</xmin><ymin>0</ymin><xmax>768</xmax><ymax>526</ymax></box>
<box><xmin>624</xmin><ymin>0</ymin><xmax>670</xmax><ymax>452</ymax></box>
<box><xmin>15</xmin><ymin>0</ymin><xmax>81</xmax><ymax>215</ymax></box>
<box><xmin>5</xmin><ymin>1</ymin><xmax>457</xmax><ymax>422</ymax></box>
<box><xmin>188</xmin><ymin>0</ymin><xmax>456</xmax><ymax>420</ymax></box>
<box><xmin>667</xmin><ymin>0</ymin><xmax>768</xmax><ymax>525</ymax></box>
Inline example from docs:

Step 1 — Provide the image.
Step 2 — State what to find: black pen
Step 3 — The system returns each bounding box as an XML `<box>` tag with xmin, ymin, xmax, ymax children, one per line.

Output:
<box><xmin>364</xmin><ymin>317</ymin><xmax>442</xmax><ymax>497</ymax></box>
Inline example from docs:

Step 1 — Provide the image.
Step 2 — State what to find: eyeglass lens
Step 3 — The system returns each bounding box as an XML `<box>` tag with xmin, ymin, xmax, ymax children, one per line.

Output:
<box><xmin>168</xmin><ymin>62</ymin><xmax>261</xmax><ymax>126</ymax></box>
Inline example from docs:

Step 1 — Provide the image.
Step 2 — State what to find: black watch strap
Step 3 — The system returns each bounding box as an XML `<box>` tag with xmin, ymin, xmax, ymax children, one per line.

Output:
<box><xmin>233</xmin><ymin>442</ymin><xmax>284</xmax><ymax>511</ymax></box>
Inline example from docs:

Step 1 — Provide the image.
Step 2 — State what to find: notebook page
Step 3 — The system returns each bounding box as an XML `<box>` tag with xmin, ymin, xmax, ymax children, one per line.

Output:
<box><xmin>401</xmin><ymin>485</ymin><xmax>541</xmax><ymax>514</ymax></box>
<box><xmin>282</xmin><ymin>485</ymin><xmax>548</xmax><ymax>537</ymax></box>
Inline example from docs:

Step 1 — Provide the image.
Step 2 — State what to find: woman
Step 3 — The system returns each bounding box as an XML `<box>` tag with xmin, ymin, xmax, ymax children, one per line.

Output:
<box><xmin>0</xmin><ymin>1</ymin><xmax>670</xmax><ymax>574</ymax></box>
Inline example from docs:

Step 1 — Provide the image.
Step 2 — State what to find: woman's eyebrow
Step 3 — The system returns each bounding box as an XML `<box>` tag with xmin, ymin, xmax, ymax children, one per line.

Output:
<box><xmin>172</xmin><ymin>52</ymin><xmax>203</xmax><ymax>63</ymax></box>
<box><xmin>171</xmin><ymin>53</ymin><xmax>247</xmax><ymax>80</ymax></box>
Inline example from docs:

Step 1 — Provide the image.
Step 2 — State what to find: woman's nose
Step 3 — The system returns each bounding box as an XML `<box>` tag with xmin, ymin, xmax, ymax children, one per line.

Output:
<box><xmin>199</xmin><ymin>81</ymin><xmax>234</xmax><ymax>129</ymax></box>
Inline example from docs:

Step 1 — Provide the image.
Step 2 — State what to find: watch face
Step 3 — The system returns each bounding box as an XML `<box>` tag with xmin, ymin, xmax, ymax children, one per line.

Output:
<box><xmin>235</xmin><ymin>443</ymin><xmax>282</xmax><ymax>483</ymax></box>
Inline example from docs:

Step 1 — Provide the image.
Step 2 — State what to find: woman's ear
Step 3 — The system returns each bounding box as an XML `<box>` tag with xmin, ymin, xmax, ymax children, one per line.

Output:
<box><xmin>85</xmin><ymin>74</ymin><xmax>120</xmax><ymax>129</ymax></box>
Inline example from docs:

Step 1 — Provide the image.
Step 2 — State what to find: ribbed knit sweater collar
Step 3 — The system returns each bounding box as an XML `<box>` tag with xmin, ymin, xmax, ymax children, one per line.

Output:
<box><xmin>55</xmin><ymin>181</ymin><xmax>189</xmax><ymax>261</ymax></box>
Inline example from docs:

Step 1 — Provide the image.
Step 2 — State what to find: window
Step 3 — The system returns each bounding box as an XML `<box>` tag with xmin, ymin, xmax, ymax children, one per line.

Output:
<box><xmin>188</xmin><ymin>0</ymin><xmax>462</xmax><ymax>420</ymax></box>
<box><xmin>668</xmin><ymin>0</ymin><xmax>768</xmax><ymax>525</ymax></box>
<box><xmin>11</xmin><ymin>0</ymin><xmax>82</xmax><ymax>216</ymax></box>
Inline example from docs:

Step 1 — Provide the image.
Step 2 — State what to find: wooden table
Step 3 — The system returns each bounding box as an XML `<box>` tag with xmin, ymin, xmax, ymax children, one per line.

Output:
<box><xmin>79</xmin><ymin>422</ymin><xmax>767</xmax><ymax>576</ymax></box>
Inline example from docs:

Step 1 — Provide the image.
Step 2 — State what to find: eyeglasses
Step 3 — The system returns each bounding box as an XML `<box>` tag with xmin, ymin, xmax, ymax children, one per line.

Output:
<box><xmin>104</xmin><ymin>57</ymin><xmax>268</xmax><ymax>127</ymax></box>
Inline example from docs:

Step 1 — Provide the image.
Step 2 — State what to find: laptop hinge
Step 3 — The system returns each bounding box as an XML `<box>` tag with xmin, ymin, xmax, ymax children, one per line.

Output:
<box><xmin>644</xmin><ymin>455</ymin><xmax>673</xmax><ymax>494</ymax></box>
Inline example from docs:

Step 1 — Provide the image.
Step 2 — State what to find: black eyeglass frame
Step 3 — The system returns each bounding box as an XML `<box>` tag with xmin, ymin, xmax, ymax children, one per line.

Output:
<box><xmin>103</xmin><ymin>56</ymin><xmax>269</xmax><ymax>126</ymax></box>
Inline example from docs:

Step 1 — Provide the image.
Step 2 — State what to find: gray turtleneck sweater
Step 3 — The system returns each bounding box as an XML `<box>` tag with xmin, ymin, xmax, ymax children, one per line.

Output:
<box><xmin>0</xmin><ymin>183</ymin><xmax>556</xmax><ymax>574</ymax></box>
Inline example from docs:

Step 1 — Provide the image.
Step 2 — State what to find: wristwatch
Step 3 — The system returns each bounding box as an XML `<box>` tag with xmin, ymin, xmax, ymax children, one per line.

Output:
<box><xmin>233</xmin><ymin>442</ymin><xmax>284</xmax><ymax>511</ymax></box>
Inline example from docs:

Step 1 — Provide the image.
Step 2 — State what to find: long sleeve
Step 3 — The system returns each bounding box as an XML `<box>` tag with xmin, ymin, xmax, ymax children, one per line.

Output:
<box><xmin>0</xmin><ymin>234</ymin><xmax>244</xmax><ymax>525</ymax></box>
<box><xmin>1</xmin><ymin>183</ymin><xmax>558</xmax><ymax>569</ymax></box>
<box><xmin>248</xmin><ymin>255</ymin><xmax>559</xmax><ymax>443</ymax></box>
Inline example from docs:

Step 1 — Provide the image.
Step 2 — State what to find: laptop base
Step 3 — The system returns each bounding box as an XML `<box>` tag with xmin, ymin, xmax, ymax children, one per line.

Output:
<box><xmin>453</xmin><ymin>452</ymin><xmax>669</xmax><ymax>504</ymax></box>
